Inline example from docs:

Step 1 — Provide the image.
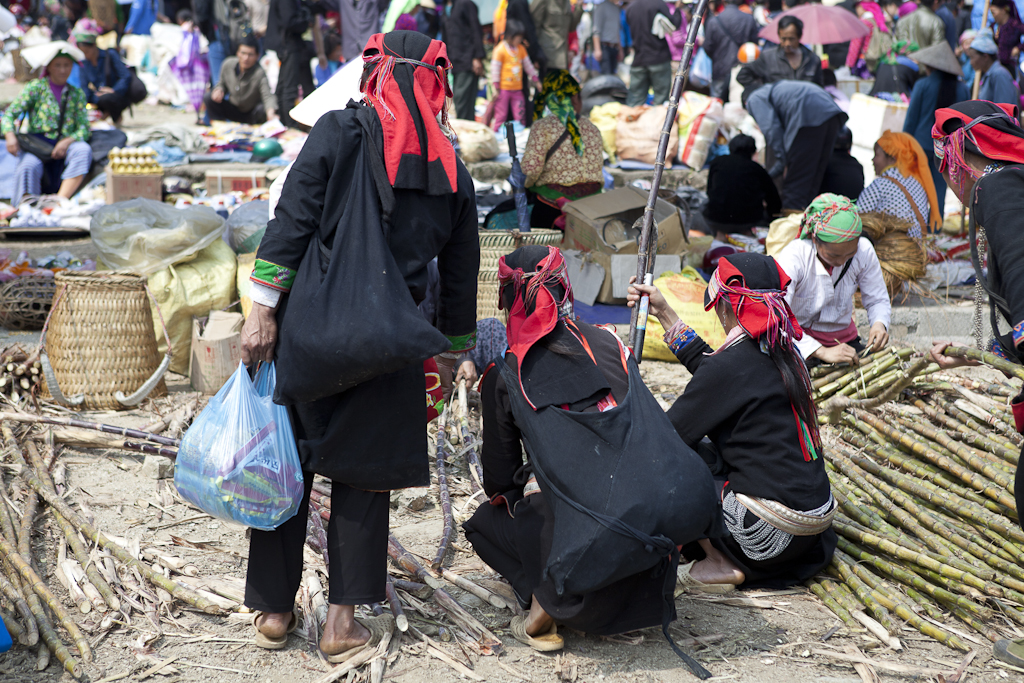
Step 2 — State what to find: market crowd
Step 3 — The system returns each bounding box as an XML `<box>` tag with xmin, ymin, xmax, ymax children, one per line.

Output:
<box><xmin>2</xmin><ymin>0</ymin><xmax>1024</xmax><ymax>669</ymax></box>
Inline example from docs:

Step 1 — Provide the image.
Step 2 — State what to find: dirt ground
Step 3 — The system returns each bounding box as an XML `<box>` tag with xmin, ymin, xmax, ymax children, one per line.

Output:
<box><xmin>0</xmin><ymin>358</ymin><xmax>1017</xmax><ymax>683</ymax></box>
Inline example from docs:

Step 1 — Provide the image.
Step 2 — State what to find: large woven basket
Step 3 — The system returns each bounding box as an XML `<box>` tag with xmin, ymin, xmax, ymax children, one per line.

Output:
<box><xmin>477</xmin><ymin>229</ymin><xmax>563</xmax><ymax>320</ymax></box>
<box><xmin>42</xmin><ymin>271</ymin><xmax>169</xmax><ymax>410</ymax></box>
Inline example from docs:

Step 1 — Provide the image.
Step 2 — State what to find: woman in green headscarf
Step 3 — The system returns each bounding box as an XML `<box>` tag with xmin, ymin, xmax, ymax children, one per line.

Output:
<box><xmin>520</xmin><ymin>70</ymin><xmax>604</xmax><ymax>229</ymax></box>
<box><xmin>773</xmin><ymin>193</ymin><xmax>892</xmax><ymax>366</ymax></box>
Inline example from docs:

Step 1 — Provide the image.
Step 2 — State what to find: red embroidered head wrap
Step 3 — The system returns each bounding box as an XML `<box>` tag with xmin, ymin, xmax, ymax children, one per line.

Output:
<box><xmin>361</xmin><ymin>31</ymin><xmax>457</xmax><ymax>195</ymax></box>
<box><xmin>703</xmin><ymin>253</ymin><xmax>804</xmax><ymax>348</ymax></box>
<box><xmin>932</xmin><ymin>101</ymin><xmax>1024</xmax><ymax>191</ymax></box>
<box><xmin>497</xmin><ymin>245</ymin><xmax>574</xmax><ymax>365</ymax></box>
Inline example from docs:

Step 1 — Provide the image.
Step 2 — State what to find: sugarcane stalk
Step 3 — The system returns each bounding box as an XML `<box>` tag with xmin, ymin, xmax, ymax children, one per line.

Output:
<box><xmin>385</xmin><ymin>575</ymin><xmax>409</xmax><ymax>632</ymax></box>
<box><xmin>943</xmin><ymin>346</ymin><xmax>1024</xmax><ymax>380</ymax></box>
<box><xmin>432</xmin><ymin>406</ymin><xmax>456</xmax><ymax>571</ymax></box>
<box><xmin>306</xmin><ymin>506</ymin><xmax>330</xmax><ymax>569</ymax></box>
<box><xmin>818</xmin><ymin>354</ymin><xmax>902</xmax><ymax>400</ymax></box>
<box><xmin>837</xmin><ymin>536</ymin><xmax>991</xmax><ymax>619</ymax></box>
<box><xmin>953</xmin><ymin>397</ymin><xmax>1020</xmax><ymax>442</ymax></box>
<box><xmin>894</xmin><ymin>415</ymin><xmax>1015</xmax><ymax>491</ymax></box>
<box><xmin>440</xmin><ymin>568</ymin><xmax>508</xmax><ymax>610</ymax></box>
<box><xmin>0</xmin><ymin>412</ymin><xmax>180</xmax><ymax>446</ymax></box>
<box><xmin>830</xmin><ymin>483</ymin><xmax>930</xmax><ymax>556</ymax></box>
<box><xmin>391</xmin><ymin>578</ymin><xmax>431</xmax><ymax>599</ymax></box>
<box><xmin>122</xmin><ymin>441</ymin><xmax>178</xmax><ymax>458</ymax></box>
<box><xmin>431</xmin><ymin>585</ymin><xmax>503</xmax><ymax>655</ymax></box>
<box><xmin>850</xmin><ymin>411</ymin><xmax>1017</xmax><ymax>510</ymax></box>
<box><xmin>835</xmin><ymin>550</ymin><xmax>972</xmax><ymax>651</ymax></box>
<box><xmin>912</xmin><ymin>398</ymin><xmax>1019</xmax><ymax>464</ymax></box>
<box><xmin>21</xmin><ymin>440</ymin><xmax>119</xmax><ymax>611</ymax></box>
<box><xmin>0</xmin><ymin>531</ymin><xmax>90</xmax><ymax>660</ymax></box>
<box><xmin>828</xmin><ymin>557</ymin><xmax>902</xmax><ymax>639</ymax></box>
<box><xmin>387</xmin><ymin>535</ymin><xmax>441</xmax><ymax>589</ymax></box>
<box><xmin>931</xmin><ymin>397</ymin><xmax>1020</xmax><ymax>452</ymax></box>
<box><xmin>935</xmin><ymin>373</ymin><xmax>1015</xmax><ymax>397</ymax></box>
<box><xmin>808</xmin><ymin>579</ymin><xmax>859</xmax><ymax>630</ymax></box>
<box><xmin>0</xmin><ymin>570</ymin><xmax>36</xmax><ymax>645</ymax></box>
<box><xmin>0</xmin><ymin>607</ymin><xmax>25</xmax><ymax>644</ymax></box>
<box><xmin>457</xmin><ymin>381</ymin><xmax>484</xmax><ymax>493</ymax></box>
<box><xmin>628</xmin><ymin>0</ymin><xmax>710</xmax><ymax>363</ymax></box>
<box><xmin>820</xmin><ymin>358</ymin><xmax>931</xmax><ymax>421</ymax></box>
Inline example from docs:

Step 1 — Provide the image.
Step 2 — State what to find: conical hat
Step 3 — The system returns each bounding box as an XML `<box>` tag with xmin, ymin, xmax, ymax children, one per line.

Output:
<box><xmin>909</xmin><ymin>41</ymin><xmax>963</xmax><ymax>77</ymax></box>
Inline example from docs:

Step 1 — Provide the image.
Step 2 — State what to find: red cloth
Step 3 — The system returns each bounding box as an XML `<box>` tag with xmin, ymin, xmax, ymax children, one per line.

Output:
<box><xmin>424</xmin><ymin>357</ymin><xmax>444</xmax><ymax>422</ymax></box>
<box><xmin>1012</xmin><ymin>391</ymin><xmax>1024</xmax><ymax>434</ymax></box>
<box><xmin>361</xmin><ymin>32</ymin><xmax>458</xmax><ymax>194</ymax></box>
<box><xmin>804</xmin><ymin>319</ymin><xmax>859</xmax><ymax>347</ymax></box>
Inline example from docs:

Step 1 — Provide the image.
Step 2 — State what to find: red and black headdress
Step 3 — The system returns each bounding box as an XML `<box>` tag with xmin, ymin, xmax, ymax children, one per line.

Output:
<box><xmin>703</xmin><ymin>252</ymin><xmax>803</xmax><ymax>347</ymax></box>
<box><xmin>361</xmin><ymin>31</ymin><xmax>457</xmax><ymax>195</ymax></box>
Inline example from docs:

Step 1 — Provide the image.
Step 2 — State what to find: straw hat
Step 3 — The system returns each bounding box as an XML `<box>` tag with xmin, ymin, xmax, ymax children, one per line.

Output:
<box><xmin>909</xmin><ymin>40</ymin><xmax>963</xmax><ymax>77</ymax></box>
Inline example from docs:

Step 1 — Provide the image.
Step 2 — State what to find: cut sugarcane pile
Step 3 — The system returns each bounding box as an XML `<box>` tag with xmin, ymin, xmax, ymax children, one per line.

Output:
<box><xmin>810</xmin><ymin>345</ymin><xmax>1024</xmax><ymax>652</ymax></box>
<box><xmin>0</xmin><ymin>345</ymin><xmax>42</xmax><ymax>405</ymax></box>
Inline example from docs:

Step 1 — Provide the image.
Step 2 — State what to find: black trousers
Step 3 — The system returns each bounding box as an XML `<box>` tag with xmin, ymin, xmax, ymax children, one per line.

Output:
<box><xmin>204</xmin><ymin>91</ymin><xmax>268</xmax><ymax>124</ymax></box>
<box><xmin>96</xmin><ymin>91</ymin><xmax>132</xmax><ymax>122</ymax></box>
<box><xmin>782</xmin><ymin>113</ymin><xmax>845</xmax><ymax>211</ymax></box>
<box><xmin>245</xmin><ymin>473</ymin><xmax>390</xmax><ymax>612</ymax></box>
<box><xmin>452</xmin><ymin>70</ymin><xmax>477</xmax><ymax>122</ymax></box>
<box><xmin>277</xmin><ymin>46</ymin><xmax>315</xmax><ymax>128</ymax></box>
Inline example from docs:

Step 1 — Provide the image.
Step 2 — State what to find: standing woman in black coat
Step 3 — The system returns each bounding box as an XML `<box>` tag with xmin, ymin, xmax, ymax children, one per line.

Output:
<box><xmin>925</xmin><ymin>100</ymin><xmax>1024</xmax><ymax>668</ymax></box>
<box><xmin>241</xmin><ymin>31</ymin><xmax>480</xmax><ymax>660</ymax></box>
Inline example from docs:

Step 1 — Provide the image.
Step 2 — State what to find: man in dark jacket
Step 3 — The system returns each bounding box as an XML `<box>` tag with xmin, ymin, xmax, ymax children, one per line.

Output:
<box><xmin>624</xmin><ymin>0</ymin><xmax>681</xmax><ymax>105</ymax></box>
<box><xmin>267</xmin><ymin>0</ymin><xmax>314</xmax><ymax>128</ymax></box>
<box><xmin>702</xmin><ymin>0</ymin><xmax>759</xmax><ymax>102</ymax></box>
<box><xmin>818</xmin><ymin>126</ymin><xmax>865</xmax><ymax>200</ymax></box>
<box><xmin>442</xmin><ymin>0</ymin><xmax>485</xmax><ymax>121</ymax></box>
<box><xmin>76</xmin><ymin>26</ymin><xmax>136</xmax><ymax>124</ymax></box>
<box><xmin>737</xmin><ymin>16</ymin><xmax>823</xmax><ymax>105</ymax></box>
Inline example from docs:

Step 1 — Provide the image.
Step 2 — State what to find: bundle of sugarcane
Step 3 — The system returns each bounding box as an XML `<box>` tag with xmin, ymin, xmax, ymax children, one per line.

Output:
<box><xmin>0</xmin><ymin>421</ymin><xmax>221</xmax><ymax>679</ymax></box>
<box><xmin>0</xmin><ymin>346</ymin><xmax>41</xmax><ymax>404</ymax></box>
<box><xmin>859</xmin><ymin>212</ymin><xmax>929</xmax><ymax>300</ymax></box>
<box><xmin>808</xmin><ymin>346</ymin><xmax>1024</xmax><ymax>651</ymax></box>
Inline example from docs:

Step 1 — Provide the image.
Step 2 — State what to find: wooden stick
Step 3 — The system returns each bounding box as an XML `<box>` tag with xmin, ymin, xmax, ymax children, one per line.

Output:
<box><xmin>0</xmin><ymin>412</ymin><xmax>180</xmax><ymax>446</ymax></box>
<box><xmin>388</xmin><ymin>535</ymin><xmax>442</xmax><ymax>589</ymax></box>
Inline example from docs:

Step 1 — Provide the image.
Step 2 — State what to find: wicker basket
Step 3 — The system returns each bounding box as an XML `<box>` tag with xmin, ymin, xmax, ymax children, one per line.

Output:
<box><xmin>41</xmin><ymin>271</ymin><xmax>169</xmax><ymax>410</ymax></box>
<box><xmin>477</xmin><ymin>229</ymin><xmax>563</xmax><ymax>320</ymax></box>
<box><xmin>0</xmin><ymin>276</ymin><xmax>56</xmax><ymax>330</ymax></box>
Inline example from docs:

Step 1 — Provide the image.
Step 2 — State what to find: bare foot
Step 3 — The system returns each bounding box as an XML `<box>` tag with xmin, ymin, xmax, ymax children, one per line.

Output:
<box><xmin>320</xmin><ymin>604</ymin><xmax>370</xmax><ymax>656</ymax></box>
<box><xmin>255</xmin><ymin>611</ymin><xmax>292</xmax><ymax>639</ymax></box>
<box><xmin>689</xmin><ymin>539</ymin><xmax>745</xmax><ymax>585</ymax></box>
<box><xmin>523</xmin><ymin>596</ymin><xmax>555</xmax><ymax>636</ymax></box>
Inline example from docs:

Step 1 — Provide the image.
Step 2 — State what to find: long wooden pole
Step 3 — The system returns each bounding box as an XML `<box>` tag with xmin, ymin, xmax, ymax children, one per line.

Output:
<box><xmin>628</xmin><ymin>0</ymin><xmax>711</xmax><ymax>360</ymax></box>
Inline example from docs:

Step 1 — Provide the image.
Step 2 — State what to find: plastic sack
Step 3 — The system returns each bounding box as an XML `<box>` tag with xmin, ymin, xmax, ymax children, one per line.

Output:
<box><xmin>175</xmin><ymin>362</ymin><xmax>304</xmax><ymax>530</ymax></box>
<box><xmin>589</xmin><ymin>101</ymin><xmax>621</xmax><ymax>162</ymax></box>
<box><xmin>691</xmin><ymin>47</ymin><xmax>713</xmax><ymax>87</ymax></box>
<box><xmin>642</xmin><ymin>268</ymin><xmax>727</xmax><ymax>362</ymax></box>
<box><xmin>765</xmin><ymin>212</ymin><xmax>804</xmax><ymax>257</ymax></box>
<box><xmin>91</xmin><ymin>198</ymin><xmax>225</xmax><ymax>275</ymax></box>
<box><xmin>678</xmin><ymin>92</ymin><xmax>724</xmax><ymax>170</ymax></box>
<box><xmin>616</xmin><ymin>105</ymin><xmax>678</xmax><ymax>166</ymax></box>
<box><xmin>225</xmin><ymin>200</ymin><xmax>270</xmax><ymax>253</ymax></box>
<box><xmin>452</xmin><ymin>119</ymin><xmax>499</xmax><ymax>163</ymax></box>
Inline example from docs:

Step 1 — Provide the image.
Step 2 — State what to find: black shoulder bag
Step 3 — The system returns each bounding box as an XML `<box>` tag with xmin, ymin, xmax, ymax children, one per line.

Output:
<box><xmin>16</xmin><ymin>86</ymin><xmax>70</xmax><ymax>162</ymax></box>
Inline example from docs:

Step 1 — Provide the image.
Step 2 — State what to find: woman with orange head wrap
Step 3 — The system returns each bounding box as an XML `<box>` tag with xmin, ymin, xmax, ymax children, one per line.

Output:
<box><xmin>856</xmin><ymin>129</ymin><xmax>942</xmax><ymax>237</ymax></box>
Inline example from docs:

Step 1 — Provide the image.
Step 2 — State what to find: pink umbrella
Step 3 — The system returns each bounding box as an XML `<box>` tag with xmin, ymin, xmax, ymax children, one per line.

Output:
<box><xmin>758</xmin><ymin>4</ymin><xmax>871</xmax><ymax>44</ymax></box>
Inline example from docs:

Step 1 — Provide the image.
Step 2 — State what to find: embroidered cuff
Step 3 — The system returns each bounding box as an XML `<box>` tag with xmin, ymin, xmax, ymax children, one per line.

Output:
<box><xmin>249</xmin><ymin>281</ymin><xmax>282</xmax><ymax>308</ymax></box>
<box><xmin>1013</xmin><ymin>322</ymin><xmax>1024</xmax><ymax>347</ymax></box>
<box><xmin>664</xmin><ymin>319</ymin><xmax>697</xmax><ymax>355</ymax></box>
<box><xmin>989</xmin><ymin>338</ymin><xmax>1013</xmax><ymax>360</ymax></box>
<box><xmin>446</xmin><ymin>330</ymin><xmax>477</xmax><ymax>353</ymax></box>
<box><xmin>251</xmin><ymin>259</ymin><xmax>296</xmax><ymax>292</ymax></box>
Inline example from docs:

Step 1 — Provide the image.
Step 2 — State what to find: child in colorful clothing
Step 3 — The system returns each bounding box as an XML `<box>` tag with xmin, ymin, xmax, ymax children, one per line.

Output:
<box><xmin>490</xmin><ymin>19</ymin><xmax>540</xmax><ymax>130</ymax></box>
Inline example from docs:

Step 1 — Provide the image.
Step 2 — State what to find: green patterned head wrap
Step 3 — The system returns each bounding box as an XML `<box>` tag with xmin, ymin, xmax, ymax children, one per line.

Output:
<box><xmin>533</xmin><ymin>69</ymin><xmax>583</xmax><ymax>156</ymax></box>
<box><xmin>881</xmin><ymin>39</ymin><xmax>919</xmax><ymax>65</ymax></box>
<box><xmin>799</xmin><ymin>193</ymin><xmax>863</xmax><ymax>243</ymax></box>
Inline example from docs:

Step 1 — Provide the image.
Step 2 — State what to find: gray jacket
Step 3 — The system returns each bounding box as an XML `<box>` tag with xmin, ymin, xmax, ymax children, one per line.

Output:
<box><xmin>703</xmin><ymin>6</ymin><xmax>760</xmax><ymax>81</ymax></box>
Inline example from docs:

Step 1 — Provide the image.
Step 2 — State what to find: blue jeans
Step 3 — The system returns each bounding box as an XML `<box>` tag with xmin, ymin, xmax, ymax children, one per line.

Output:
<box><xmin>206</xmin><ymin>27</ymin><xmax>232</xmax><ymax>87</ymax></box>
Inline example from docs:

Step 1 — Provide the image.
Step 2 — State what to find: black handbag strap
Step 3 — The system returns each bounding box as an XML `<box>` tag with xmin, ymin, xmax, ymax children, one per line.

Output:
<box><xmin>355</xmin><ymin>108</ymin><xmax>396</xmax><ymax>241</ymax></box>
<box><xmin>833</xmin><ymin>257</ymin><xmax>853</xmax><ymax>288</ymax></box>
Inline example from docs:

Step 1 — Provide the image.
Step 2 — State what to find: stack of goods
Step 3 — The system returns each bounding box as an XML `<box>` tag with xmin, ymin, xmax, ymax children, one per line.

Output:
<box><xmin>107</xmin><ymin>147</ymin><xmax>163</xmax><ymax>175</ymax></box>
<box><xmin>0</xmin><ymin>346</ymin><xmax>41</xmax><ymax>402</ymax></box>
<box><xmin>810</xmin><ymin>346</ymin><xmax>1024</xmax><ymax>652</ymax></box>
<box><xmin>859</xmin><ymin>212</ymin><xmax>929</xmax><ymax>299</ymax></box>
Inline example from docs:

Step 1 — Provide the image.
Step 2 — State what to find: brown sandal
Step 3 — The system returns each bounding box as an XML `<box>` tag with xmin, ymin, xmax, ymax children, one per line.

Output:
<box><xmin>253</xmin><ymin>611</ymin><xmax>299</xmax><ymax>650</ymax></box>
<box><xmin>324</xmin><ymin>614</ymin><xmax>395</xmax><ymax>664</ymax></box>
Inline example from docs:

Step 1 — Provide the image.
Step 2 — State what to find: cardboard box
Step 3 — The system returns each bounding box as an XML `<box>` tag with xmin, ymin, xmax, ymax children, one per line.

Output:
<box><xmin>206</xmin><ymin>169</ymin><xmax>269</xmax><ymax>195</ymax></box>
<box><xmin>107</xmin><ymin>172</ymin><xmax>162</xmax><ymax>204</ymax></box>
<box><xmin>561</xmin><ymin>186</ymin><xmax>688</xmax><ymax>303</ymax></box>
<box><xmin>611</xmin><ymin>254</ymin><xmax>681</xmax><ymax>298</ymax></box>
<box><xmin>190</xmin><ymin>311</ymin><xmax>244</xmax><ymax>394</ymax></box>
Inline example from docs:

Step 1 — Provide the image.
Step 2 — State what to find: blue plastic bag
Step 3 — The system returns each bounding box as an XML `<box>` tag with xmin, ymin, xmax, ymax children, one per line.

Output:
<box><xmin>175</xmin><ymin>363</ymin><xmax>304</xmax><ymax>531</ymax></box>
<box><xmin>691</xmin><ymin>48</ymin><xmax>712</xmax><ymax>87</ymax></box>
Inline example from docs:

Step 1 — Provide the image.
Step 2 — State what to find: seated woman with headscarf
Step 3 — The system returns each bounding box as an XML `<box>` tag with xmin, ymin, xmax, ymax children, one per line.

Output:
<box><xmin>465</xmin><ymin>245</ymin><xmax>721</xmax><ymax>652</ymax></box>
<box><xmin>520</xmin><ymin>70</ymin><xmax>604</xmax><ymax>230</ymax></box>
<box><xmin>1</xmin><ymin>41</ymin><xmax>92</xmax><ymax>205</ymax></box>
<box><xmin>775</xmin><ymin>194</ymin><xmax>892</xmax><ymax>366</ymax></box>
<box><xmin>857</xmin><ymin>130</ymin><xmax>941</xmax><ymax>238</ymax></box>
<box><xmin>925</xmin><ymin>100</ymin><xmax>1024</xmax><ymax>671</ymax></box>
<box><xmin>627</xmin><ymin>252</ymin><xmax>836</xmax><ymax>590</ymax></box>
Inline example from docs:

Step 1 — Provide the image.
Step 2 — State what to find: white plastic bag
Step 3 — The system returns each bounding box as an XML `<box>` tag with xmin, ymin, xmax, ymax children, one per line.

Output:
<box><xmin>175</xmin><ymin>362</ymin><xmax>304</xmax><ymax>530</ymax></box>
<box><xmin>91</xmin><ymin>198</ymin><xmax>225</xmax><ymax>274</ymax></box>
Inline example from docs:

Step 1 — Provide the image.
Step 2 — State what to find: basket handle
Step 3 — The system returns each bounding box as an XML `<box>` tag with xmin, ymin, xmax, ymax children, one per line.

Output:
<box><xmin>115</xmin><ymin>284</ymin><xmax>173</xmax><ymax>407</ymax></box>
<box><xmin>38</xmin><ymin>284</ymin><xmax>84</xmax><ymax>407</ymax></box>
